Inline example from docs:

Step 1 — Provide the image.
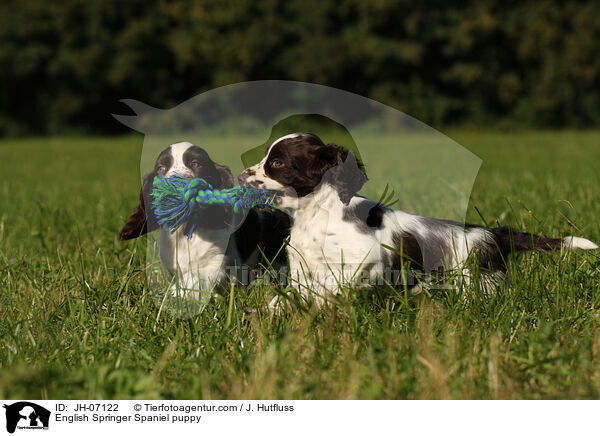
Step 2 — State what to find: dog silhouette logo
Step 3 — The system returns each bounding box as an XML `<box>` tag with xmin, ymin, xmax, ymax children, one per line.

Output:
<box><xmin>3</xmin><ymin>402</ymin><xmax>50</xmax><ymax>433</ymax></box>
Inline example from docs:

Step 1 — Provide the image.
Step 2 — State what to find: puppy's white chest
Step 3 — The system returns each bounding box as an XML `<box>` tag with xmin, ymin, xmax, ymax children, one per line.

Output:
<box><xmin>288</xmin><ymin>203</ymin><xmax>384</xmax><ymax>292</ymax></box>
<box><xmin>159</xmin><ymin>228</ymin><xmax>231</xmax><ymax>288</ymax></box>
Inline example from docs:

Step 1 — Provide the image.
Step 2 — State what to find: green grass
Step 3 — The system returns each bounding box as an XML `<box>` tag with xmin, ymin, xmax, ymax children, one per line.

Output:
<box><xmin>1</xmin><ymin>131</ymin><xmax>600</xmax><ymax>399</ymax></box>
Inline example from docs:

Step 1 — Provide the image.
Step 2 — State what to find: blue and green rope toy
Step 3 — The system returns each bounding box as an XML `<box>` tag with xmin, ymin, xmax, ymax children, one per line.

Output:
<box><xmin>151</xmin><ymin>174</ymin><xmax>279</xmax><ymax>238</ymax></box>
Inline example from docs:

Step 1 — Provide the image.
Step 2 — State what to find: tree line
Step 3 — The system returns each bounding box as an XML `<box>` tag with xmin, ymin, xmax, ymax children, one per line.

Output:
<box><xmin>1</xmin><ymin>0</ymin><xmax>599</xmax><ymax>135</ymax></box>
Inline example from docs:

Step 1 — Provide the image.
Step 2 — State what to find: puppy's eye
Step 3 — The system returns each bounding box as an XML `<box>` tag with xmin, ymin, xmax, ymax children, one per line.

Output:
<box><xmin>271</xmin><ymin>159</ymin><xmax>284</xmax><ymax>168</ymax></box>
<box><xmin>190</xmin><ymin>160</ymin><xmax>201</xmax><ymax>169</ymax></box>
<box><xmin>157</xmin><ymin>165</ymin><xmax>167</xmax><ymax>173</ymax></box>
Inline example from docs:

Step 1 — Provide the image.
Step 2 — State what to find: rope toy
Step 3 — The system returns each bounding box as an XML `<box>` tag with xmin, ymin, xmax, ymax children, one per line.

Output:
<box><xmin>151</xmin><ymin>174</ymin><xmax>279</xmax><ymax>238</ymax></box>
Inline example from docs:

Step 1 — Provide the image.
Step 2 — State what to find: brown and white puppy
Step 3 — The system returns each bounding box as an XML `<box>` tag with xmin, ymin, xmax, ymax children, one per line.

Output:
<box><xmin>239</xmin><ymin>133</ymin><xmax>598</xmax><ymax>306</ymax></box>
<box><xmin>120</xmin><ymin>141</ymin><xmax>289</xmax><ymax>298</ymax></box>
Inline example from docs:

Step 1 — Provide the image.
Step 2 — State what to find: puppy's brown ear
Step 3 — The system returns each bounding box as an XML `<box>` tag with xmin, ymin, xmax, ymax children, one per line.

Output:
<box><xmin>119</xmin><ymin>173</ymin><xmax>159</xmax><ymax>240</ymax></box>
<box><xmin>214</xmin><ymin>163</ymin><xmax>234</xmax><ymax>189</ymax></box>
<box><xmin>320</xmin><ymin>144</ymin><xmax>367</xmax><ymax>204</ymax></box>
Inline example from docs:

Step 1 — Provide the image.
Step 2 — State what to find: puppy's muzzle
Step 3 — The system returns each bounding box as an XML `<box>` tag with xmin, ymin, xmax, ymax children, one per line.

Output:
<box><xmin>238</xmin><ymin>169</ymin><xmax>261</xmax><ymax>188</ymax></box>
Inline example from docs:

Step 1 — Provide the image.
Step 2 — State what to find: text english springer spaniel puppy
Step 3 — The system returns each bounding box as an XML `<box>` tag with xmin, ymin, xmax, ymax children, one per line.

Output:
<box><xmin>238</xmin><ymin>133</ymin><xmax>598</xmax><ymax>308</ymax></box>
<box><xmin>120</xmin><ymin>141</ymin><xmax>289</xmax><ymax>299</ymax></box>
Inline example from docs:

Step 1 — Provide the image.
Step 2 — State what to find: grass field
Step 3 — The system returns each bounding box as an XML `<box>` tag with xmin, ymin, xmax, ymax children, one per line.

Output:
<box><xmin>1</xmin><ymin>131</ymin><xmax>600</xmax><ymax>399</ymax></box>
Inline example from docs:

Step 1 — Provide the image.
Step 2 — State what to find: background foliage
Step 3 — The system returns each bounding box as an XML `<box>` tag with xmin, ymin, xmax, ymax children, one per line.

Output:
<box><xmin>2</xmin><ymin>0</ymin><xmax>600</xmax><ymax>136</ymax></box>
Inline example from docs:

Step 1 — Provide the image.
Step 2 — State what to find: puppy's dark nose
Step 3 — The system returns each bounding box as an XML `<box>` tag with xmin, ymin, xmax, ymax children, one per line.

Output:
<box><xmin>238</xmin><ymin>172</ymin><xmax>248</xmax><ymax>186</ymax></box>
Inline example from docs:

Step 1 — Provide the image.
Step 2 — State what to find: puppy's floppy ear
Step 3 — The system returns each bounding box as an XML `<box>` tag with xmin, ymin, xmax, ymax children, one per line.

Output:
<box><xmin>119</xmin><ymin>172</ymin><xmax>159</xmax><ymax>240</ymax></box>
<box><xmin>319</xmin><ymin>144</ymin><xmax>367</xmax><ymax>204</ymax></box>
<box><xmin>214</xmin><ymin>163</ymin><xmax>234</xmax><ymax>189</ymax></box>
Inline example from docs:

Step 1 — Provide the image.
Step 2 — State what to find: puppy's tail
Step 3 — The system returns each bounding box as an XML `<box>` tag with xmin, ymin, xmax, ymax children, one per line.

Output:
<box><xmin>562</xmin><ymin>236</ymin><xmax>599</xmax><ymax>250</ymax></box>
<box><xmin>489</xmin><ymin>227</ymin><xmax>598</xmax><ymax>253</ymax></box>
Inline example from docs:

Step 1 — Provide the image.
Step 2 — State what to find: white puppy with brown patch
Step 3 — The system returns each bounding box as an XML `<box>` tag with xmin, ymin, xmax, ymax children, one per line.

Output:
<box><xmin>238</xmin><ymin>133</ymin><xmax>597</xmax><ymax>306</ymax></box>
<box><xmin>120</xmin><ymin>142</ymin><xmax>289</xmax><ymax>298</ymax></box>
